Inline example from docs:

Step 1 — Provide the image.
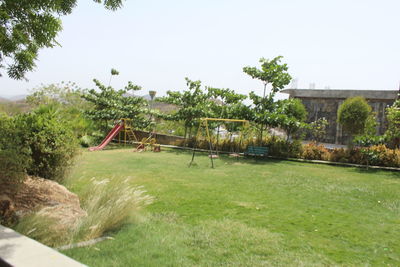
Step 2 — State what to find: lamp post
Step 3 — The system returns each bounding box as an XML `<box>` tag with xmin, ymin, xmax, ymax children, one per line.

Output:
<box><xmin>149</xmin><ymin>90</ymin><xmax>157</xmax><ymax>121</ymax></box>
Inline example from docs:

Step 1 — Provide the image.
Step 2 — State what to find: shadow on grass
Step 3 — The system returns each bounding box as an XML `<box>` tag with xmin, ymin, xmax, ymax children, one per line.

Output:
<box><xmin>352</xmin><ymin>167</ymin><xmax>400</xmax><ymax>178</ymax></box>
<box><xmin>163</xmin><ymin>147</ymin><xmax>400</xmax><ymax>176</ymax></box>
<box><xmin>163</xmin><ymin>147</ymin><xmax>289</xmax><ymax>167</ymax></box>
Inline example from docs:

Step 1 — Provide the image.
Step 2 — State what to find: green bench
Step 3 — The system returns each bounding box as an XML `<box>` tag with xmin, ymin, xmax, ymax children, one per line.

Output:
<box><xmin>244</xmin><ymin>146</ymin><xmax>269</xmax><ymax>157</ymax></box>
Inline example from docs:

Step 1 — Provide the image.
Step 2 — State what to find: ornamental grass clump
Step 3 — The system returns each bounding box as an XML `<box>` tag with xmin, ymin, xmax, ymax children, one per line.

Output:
<box><xmin>15</xmin><ymin>177</ymin><xmax>153</xmax><ymax>247</ymax></box>
<box><xmin>74</xmin><ymin>177</ymin><xmax>154</xmax><ymax>241</ymax></box>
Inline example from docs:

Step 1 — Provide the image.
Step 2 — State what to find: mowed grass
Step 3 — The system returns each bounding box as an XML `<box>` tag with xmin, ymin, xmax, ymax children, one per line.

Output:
<box><xmin>63</xmin><ymin>148</ymin><xmax>400</xmax><ymax>266</ymax></box>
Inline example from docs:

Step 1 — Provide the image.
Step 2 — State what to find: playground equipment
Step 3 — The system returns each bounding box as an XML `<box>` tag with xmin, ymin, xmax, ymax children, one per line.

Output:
<box><xmin>189</xmin><ymin>118</ymin><xmax>249</xmax><ymax>168</ymax></box>
<box><xmin>135</xmin><ymin>135</ymin><xmax>160</xmax><ymax>152</ymax></box>
<box><xmin>89</xmin><ymin>118</ymin><xmax>139</xmax><ymax>151</ymax></box>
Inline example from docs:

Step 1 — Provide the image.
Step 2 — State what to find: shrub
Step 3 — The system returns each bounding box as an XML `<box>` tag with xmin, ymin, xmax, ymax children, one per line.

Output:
<box><xmin>16</xmin><ymin>105</ymin><xmax>78</xmax><ymax>182</ymax></box>
<box><xmin>0</xmin><ymin>150</ymin><xmax>29</xmax><ymax>187</ymax></box>
<box><xmin>0</xmin><ymin>113</ymin><xmax>31</xmax><ymax>190</ymax></box>
<box><xmin>369</xmin><ymin>145</ymin><xmax>400</xmax><ymax>167</ymax></box>
<box><xmin>329</xmin><ymin>148</ymin><xmax>349</xmax><ymax>163</ymax></box>
<box><xmin>301</xmin><ymin>142</ymin><xmax>329</xmax><ymax>161</ymax></box>
<box><xmin>263</xmin><ymin>136</ymin><xmax>302</xmax><ymax>158</ymax></box>
<box><xmin>337</xmin><ymin>97</ymin><xmax>372</xmax><ymax>138</ymax></box>
<box><xmin>385</xmin><ymin>101</ymin><xmax>400</xmax><ymax>148</ymax></box>
<box><xmin>79</xmin><ymin>135</ymin><xmax>95</xmax><ymax>147</ymax></box>
<box><xmin>309</xmin><ymin>118</ymin><xmax>329</xmax><ymax>143</ymax></box>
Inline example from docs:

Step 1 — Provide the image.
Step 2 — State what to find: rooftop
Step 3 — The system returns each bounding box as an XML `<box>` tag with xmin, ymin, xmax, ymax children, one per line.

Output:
<box><xmin>281</xmin><ymin>88</ymin><xmax>398</xmax><ymax>100</ymax></box>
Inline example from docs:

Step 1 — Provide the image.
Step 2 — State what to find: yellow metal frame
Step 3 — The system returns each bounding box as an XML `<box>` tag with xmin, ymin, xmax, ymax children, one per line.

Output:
<box><xmin>190</xmin><ymin>118</ymin><xmax>249</xmax><ymax>168</ymax></box>
<box><xmin>118</xmin><ymin>118</ymin><xmax>138</xmax><ymax>145</ymax></box>
<box><xmin>200</xmin><ymin>118</ymin><xmax>249</xmax><ymax>123</ymax></box>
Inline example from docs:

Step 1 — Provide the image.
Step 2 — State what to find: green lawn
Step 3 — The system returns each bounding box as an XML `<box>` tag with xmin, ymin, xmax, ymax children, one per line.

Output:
<box><xmin>63</xmin><ymin>148</ymin><xmax>400</xmax><ymax>266</ymax></box>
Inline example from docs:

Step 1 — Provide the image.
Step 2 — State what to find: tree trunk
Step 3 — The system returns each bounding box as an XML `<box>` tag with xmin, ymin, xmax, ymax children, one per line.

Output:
<box><xmin>216</xmin><ymin>125</ymin><xmax>220</xmax><ymax>155</ymax></box>
<box><xmin>184</xmin><ymin>126</ymin><xmax>188</xmax><ymax>146</ymax></box>
<box><xmin>188</xmin><ymin>127</ymin><xmax>193</xmax><ymax>139</ymax></box>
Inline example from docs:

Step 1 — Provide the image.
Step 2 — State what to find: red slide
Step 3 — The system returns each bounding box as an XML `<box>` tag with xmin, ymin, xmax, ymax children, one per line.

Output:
<box><xmin>89</xmin><ymin>123</ymin><xmax>124</xmax><ymax>151</ymax></box>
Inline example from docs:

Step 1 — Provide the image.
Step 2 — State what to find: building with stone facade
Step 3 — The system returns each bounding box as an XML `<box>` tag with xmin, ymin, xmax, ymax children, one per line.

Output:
<box><xmin>281</xmin><ymin>89</ymin><xmax>398</xmax><ymax>144</ymax></box>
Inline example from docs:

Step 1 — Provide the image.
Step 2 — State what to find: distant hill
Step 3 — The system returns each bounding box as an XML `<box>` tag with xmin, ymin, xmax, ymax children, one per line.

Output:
<box><xmin>7</xmin><ymin>94</ymin><xmax>27</xmax><ymax>101</ymax></box>
<box><xmin>0</xmin><ymin>94</ymin><xmax>27</xmax><ymax>101</ymax></box>
<box><xmin>0</xmin><ymin>97</ymin><xmax>10</xmax><ymax>103</ymax></box>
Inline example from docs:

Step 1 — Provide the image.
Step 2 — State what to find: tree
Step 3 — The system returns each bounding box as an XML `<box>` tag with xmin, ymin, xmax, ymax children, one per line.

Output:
<box><xmin>243</xmin><ymin>56</ymin><xmax>291</xmax><ymax>98</ymax></box>
<box><xmin>309</xmin><ymin>117</ymin><xmax>329</xmax><ymax>143</ymax></box>
<box><xmin>82</xmin><ymin>79</ymin><xmax>151</xmax><ymax>130</ymax></box>
<box><xmin>385</xmin><ymin>99</ymin><xmax>400</xmax><ymax>148</ymax></box>
<box><xmin>206</xmin><ymin>87</ymin><xmax>249</xmax><ymax>148</ymax></box>
<box><xmin>353</xmin><ymin>115</ymin><xmax>385</xmax><ymax>169</ymax></box>
<box><xmin>243</xmin><ymin>56</ymin><xmax>292</xmax><ymax>142</ymax></box>
<box><xmin>157</xmin><ymin>78</ymin><xmax>212</xmax><ymax>139</ymax></box>
<box><xmin>26</xmin><ymin>82</ymin><xmax>94</xmax><ymax>137</ymax></box>
<box><xmin>0</xmin><ymin>0</ymin><xmax>124</xmax><ymax>80</ymax></box>
<box><xmin>337</xmin><ymin>96</ymin><xmax>372</xmax><ymax>142</ymax></box>
<box><xmin>207</xmin><ymin>87</ymin><xmax>247</xmax><ymax>119</ymax></box>
<box><xmin>275</xmin><ymin>98</ymin><xmax>308</xmax><ymax>140</ymax></box>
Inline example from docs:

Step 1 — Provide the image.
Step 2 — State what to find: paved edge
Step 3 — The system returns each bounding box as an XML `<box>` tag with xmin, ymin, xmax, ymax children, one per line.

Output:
<box><xmin>0</xmin><ymin>225</ymin><xmax>87</xmax><ymax>267</ymax></box>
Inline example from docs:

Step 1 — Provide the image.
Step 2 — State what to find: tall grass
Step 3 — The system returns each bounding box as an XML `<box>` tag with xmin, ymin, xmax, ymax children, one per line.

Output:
<box><xmin>74</xmin><ymin>177</ymin><xmax>153</xmax><ymax>241</ymax></box>
<box><xmin>15</xmin><ymin>177</ymin><xmax>153</xmax><ymax>247</ymax></box>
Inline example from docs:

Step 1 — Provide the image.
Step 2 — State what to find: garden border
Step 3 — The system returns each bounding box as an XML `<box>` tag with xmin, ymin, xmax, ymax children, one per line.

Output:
<box><xmin>158</xmin><ymin>144</ymin><xmax>400</xmax><ymax>172</ymax></box>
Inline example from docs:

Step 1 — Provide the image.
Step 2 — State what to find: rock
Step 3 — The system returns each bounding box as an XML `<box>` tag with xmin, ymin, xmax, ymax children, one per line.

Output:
<box><xmin>0</xmin><ymin>195</ymin><xmax>14</xmax><ymax>218</ymax></box>
<box><xmin>1</xmin><ymin>176</ymin><xmax>86</xmax><ymax>228</ymax></box>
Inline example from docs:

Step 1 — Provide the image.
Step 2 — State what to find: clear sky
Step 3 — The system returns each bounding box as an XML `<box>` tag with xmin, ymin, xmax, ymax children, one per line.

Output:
<box><xmin>1</xmin><ymin>0</ymin><xmax>399</xmax><ymax>99</ymax></box>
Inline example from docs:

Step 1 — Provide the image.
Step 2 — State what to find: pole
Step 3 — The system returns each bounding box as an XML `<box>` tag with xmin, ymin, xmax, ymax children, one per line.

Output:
<box><xmin>205</xmin><ymin>120</ymin><xmax>214</xmax><ymax>168</ymax></box>
<box><xmin>189</xmin><ymin>120</ymin><xmax>202</xmax><ymax>167</ymax></box>
<box><xmin>263</xmin><ymin>82</ymin><xmax>267</xmax><ymax>98</ymax></box>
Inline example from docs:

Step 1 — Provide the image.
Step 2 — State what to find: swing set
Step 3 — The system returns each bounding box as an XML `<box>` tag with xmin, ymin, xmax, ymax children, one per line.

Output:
<box><xmin>189</xmin><ymin>118</ymin><xmax>249</xmax><ymax>168</ymax></box>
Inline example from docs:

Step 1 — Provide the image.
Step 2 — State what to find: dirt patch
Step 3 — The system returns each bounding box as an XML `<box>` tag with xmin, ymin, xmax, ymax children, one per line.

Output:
<box><xmin>0</xmin><ymin>176</ymin><xmax>86</xmax><ymax>226</ymax></box>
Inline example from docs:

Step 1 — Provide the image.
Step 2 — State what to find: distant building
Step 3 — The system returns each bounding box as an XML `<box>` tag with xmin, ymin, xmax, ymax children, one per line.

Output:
<box><xmin>281</xmin><ymin>89</ymin><xmax>398</xmax><ymax>144</ymax></box>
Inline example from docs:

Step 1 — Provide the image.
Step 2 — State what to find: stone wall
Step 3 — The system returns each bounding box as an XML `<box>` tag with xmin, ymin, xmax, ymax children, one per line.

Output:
<box><xmin>297</xmin><ymin>97</ymin><xmax>394</xmax><ymax>144</ymax></box>
<box><xmin>132</xmin><ymin>130</ymin><xmax>185</xmax><ymax>145</ymax></box>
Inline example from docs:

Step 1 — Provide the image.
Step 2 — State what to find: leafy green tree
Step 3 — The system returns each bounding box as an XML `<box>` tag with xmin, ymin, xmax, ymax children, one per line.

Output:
<box><xmin>157</xmin><ymin>78</ymin><xmax>212</xmax><ymax>138</ymax></box>
<box><xmin>207</xmin><ymin>87</ymin><xmax>247</xmax><ymax>118</ymax></box>
<box><xmin>243</xmin><ymin>56</ymin><xmax>291</xmax><ymax>98</ymax></box>
<box><xmin>309</xmin><ymin>117</ymin><xmax>329</xmax><ymax>143</ymax></box>
<box><xmin>337</xmin><ymin>97</ymin><xmax>372</xmax><ymax>142</ymax></box>
<box><xmin>385</xmin><ymin>100</ymin><xmax>400</xmax><ymax>148</ymax></box>
<box><xmin>0</xmin><ymin>0</ymin><xmax>124</xmax><ymax>80</ymax></box>
<box><xmin>275</xmin><ymin>98</ymin><xmax>308</xmax><ymax>140</ymax></box>
<box><xmin>353</xmin><ymin>115</ymin><xmax>385</xmax><ymax>169</ymax></box>
<box><xmin>243</xmin><ymin>56</ymin><xmax>292</xmax><ymax>142</ymax></box>
<box><xmin>109</xmin><ymin>68</ymin><xmax>120</xmax><ymax>86</ymax></box>
<box><xmin>27</xmin><ymin>82</ymin><xmax>94</xmax><ymax>138</ymax></box>
<box><xmin>82</xmin><ymin>79</ymin><xmax>151</xmax><ymax>130</ymax></box>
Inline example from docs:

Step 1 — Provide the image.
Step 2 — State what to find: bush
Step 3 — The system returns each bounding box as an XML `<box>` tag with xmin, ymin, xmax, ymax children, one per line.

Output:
<box><xmin>175</xmin><ymin>132</ymin><xmax>400</xmax><ymax>168</ymax></box>
<box><xmin>175</xmin><ymin>134</ymin><xmax>303</xmax><ymax>159</ymax></box>
<box><xmin>0</xmin><ymin>113</ymin><xmax>31</xmax><ymax>190</ymax></box>
<box><xmin>79</xmin><ymin>135</ymin><xmax>94</xmax><ymax>147</ymax></box>
<box><xmin>16</xmin><ymin>105</ymin><xmax>78</xmax><ymax>182</ymax></box>
<box><xmin>385</xmin><ymin>101</ymin><xmax>400</xmax><ymax>148</ymax></box>
<box><xmin>369</xmin><ymin>145</ymin><xmax>400</xmax><ymax>167</ymax></box>
<box><xmin>263</xmin><ymin>136</ymin><xmax>302</xmax><ymax>158</ymax></box>
<box><xmin>337</xmin><ymin>97</ymin><xmax>372</xmax><ymax>137</ymax></box>
<box><xmin>329</xmin><ymin>148</ymin><xmax>349</xmax><ymax>163</ymax></box>
<box><xmin>301</xmin><ymin>142</ymin><xmax>329</xmax><ymax>161</ymax></box>
<box><xmin>0</xmin><ymin>150</ymin><xmax>29</xmax><ymax>187</ymax></box>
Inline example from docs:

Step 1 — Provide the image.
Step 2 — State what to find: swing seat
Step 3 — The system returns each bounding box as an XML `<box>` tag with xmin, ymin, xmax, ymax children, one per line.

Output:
<box><xmin>209</xmin><ymin>154</ymin><xmax>219</xmax><ymax>159</ymax></box>
<box><xmin>229</xmin><ymin>153</ymin><xmax>241</xmax><ymax>158</ymax></box>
